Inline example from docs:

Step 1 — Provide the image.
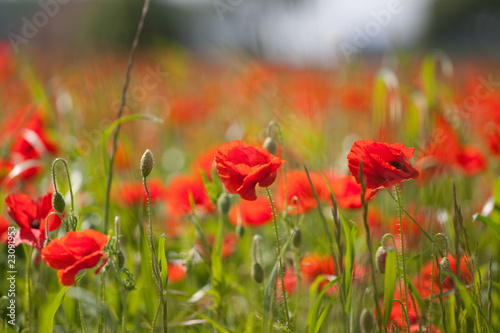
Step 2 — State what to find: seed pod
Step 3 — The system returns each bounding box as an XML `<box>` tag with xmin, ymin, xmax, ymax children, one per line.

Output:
<box><xmin>439</xmin><ymin>257</ymin><xmax>452</xmax><ymax>280</ymax></box>
<box><xmin>52</xmin><ymin>192</ymin><xmax>66</xmax><ymax>214</ymax></box>
<box><xmin>217</xmin><ymin>192</ymin><xmax>231</xmax><ymax>215</ymax></box>
<box><xmin>360</xmin><ymin>308</ymin><xmax>375</xmax><ymax>333</ymax></box>
<box><xmin>117</xmin><ymin>251</ymin><xmax>125</xmax><ymax>269</ymax></box>
<box><xmin>140</xmin><ymin>149</ymin><xmax>154</xmax><ymax>178</ymax></box>
<box><xmin>375</xmin><ymin>246</ymin><xmax>387</xmax><ymax>274</ymax></box>
<box><xmin>251</xmin><ymin>262</ymin><xmax>264</xmax><ymax>284</ymax></box>
<box><xmin>263</xmin><ymin>137</ymin><xmax>277</xmax><ymax>156</ymax></box>
<box><xmin>292</xmin><ymin>227</ymin><xmax>302</xmax><ymax>248</ymax></box>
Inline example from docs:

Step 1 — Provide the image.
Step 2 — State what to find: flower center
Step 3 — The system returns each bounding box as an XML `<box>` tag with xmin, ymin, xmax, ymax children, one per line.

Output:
<box><xmin>389</xmin><ymin>161</ymin><xmax>403</xmax><ymax>170</ymax></box>
<box><xmin>30</xmin><ymin>219</ymin><xmax>41</xmax><ymax>229</ymax></box>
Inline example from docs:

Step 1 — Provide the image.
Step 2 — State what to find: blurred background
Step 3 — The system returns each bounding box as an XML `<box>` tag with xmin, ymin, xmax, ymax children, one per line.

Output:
<box><xmin>1</xmin><ymin>0</ymin><xmax>500</xmax><ymax>66</ymax></box>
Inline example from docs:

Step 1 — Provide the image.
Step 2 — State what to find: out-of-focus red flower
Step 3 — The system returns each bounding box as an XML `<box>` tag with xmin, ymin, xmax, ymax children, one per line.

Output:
<box><xmin>215</xmin><ymin>140</ymin><xmax>284</xmax><ymax>201</ymax></box>
<box><xmin>228</xmin><ymin>198</ymin><xmax>273</xmax><ymax>227</ymax></box>
<box><xmin>168</xmin><ymin>96</ymin><xmax>213</xmax><ymax>124</ymax></box>
<box><xmin>9</xmin><ymin>110</ymin><xmax>57</xmax><ymax>161</ymax></box>
<box><xmin>165</xmin><ymin>175</ymin><xmax>214</xmax><ymax>217</ymax></box>
<box><xmin>277</xmin><ymin>266</ymin><xmax>298</xmax><ymax>297</ymax></box>
<box><xmin>300</xmin><ymin>253</ymin><xmax>335</xmax><ymax>283</ymax></box>
<box><xmin>338</xmin><ymin>83</ymin><xmax>369</xmax><ymax>112</ymax></box>
<box><xmin>455</xmin><ymin>147</ymin><xmax>487</xmax><ymax>176</ymax></box>
<box><xmin>0</xmin><ymin>159</ymin><xmax>14</xmax><ymax>186</ymax></box>
<box><xmin>0</xmin><ymin>41</ymin><xmax>14</xmax><ymax>83</ymax></box>
<box><xmin>0</xmin><ymin>216</ymin><xmax>10</xmax><ymax>242</ymax></box>
<box><xmin>488</xmin><ymin>124</ymin><xmax>500</xmax><ymax>155</ymax></box>
<box><xmin>385</xmin><ymin>292</ymin><xmax>420</xmax><ymax>331</ymax></box>
<box><xmin>41</xmin><ymin>229</ymin><xmax>108</xmax><ymax>286</ymax></box>
<box><xmin>413</xmin><ymin>255</ymin><xmax>473</xmax><ymax>299</ymax></box>
<box><xmin>6</xmin><ymin>193</ymin><xmax>62</xmax><ymax>251</ymax></box>
<box><xmin>117</xmin><ymin>179</ymin><xmax>164</xmax><ymax>206</ymax></box>
<box><xmin>167</xmin><ymin>262</ymin><xmax>187</xmax><ymax>283</ymax></box>
<box><xmin>114</xmin><ymin>144</ymin><xmax>131</xmax><ymax>170</ymax></box>
<box><xmin>190</xmin><ymin>145</ymin><xmax>218</xmax><ymax>178</ymax></box>
<box><xmin>277</xmin><ymin>170</ymin><xmax>327</xmax><ymax>214</ymax></box>
<box><xmin>202</xmin><ymin>233</ymin><xmax>238</xmax><ymax>258</ymax></box>
<box><xmin>417</xmin><ymin>116</ymin><xmax>486</xmax><ymax>178</ymax></box>
<box><xmin>348</xmin><ymin>139</ymin><xmax>419</xmax><ymax>190</ymax></box>
<box><xmin>329</xmin><ymin>174</ymin><xmax>376</xmax><ymax>209</ymax></box>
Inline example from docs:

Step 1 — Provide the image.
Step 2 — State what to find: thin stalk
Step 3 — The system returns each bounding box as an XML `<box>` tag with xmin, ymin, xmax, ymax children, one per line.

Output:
<box><xmin>265</xmin><ymin>187</ymin><xmax>291</xmax><ymax>330</ymax></box>
<box><xmin>77</xmin><ymin>282</ymin><xmax>87</xmax><ymax>333</ymax></box>
<box><xmin>359</xmin><ymin>164</ymin><xmax>382</xmax><ymax>332</ymax></box>
<box><xmin>51</xmin><ymin>158</ymin><xmax>75</xmax><ymax>213</ymax></box>
<box><xmin>435</xmin><ymin>255</ymin><xmax>447</xmax><ymax>333</ymax></box>
<box><xmin>24</xmin><ymin>246</ymin><xmax>33</xmax><ymax>333</ymax></box>
<box><xmin>394</xmin><ymin>185</ymin><xmax>410</xmax><ymax>333</ymax></box>
<box><xmin>487</xmin><ymin>253</ymin><xmax>493</xmax><ymax>325</ymax></box>
<box><xmin>103</xmin><ymin>0</ymin><xmax>151</xmax><ymax>232</ymax></box>
<box><xmin>144</xmin><ymin>177</ymin><xmax>166</xmax><ymax>333</ymax></box>
<box><xmin>428</xmin><ymin>245</ymin><xmax>435</xmax><ymax>333</ymax></box>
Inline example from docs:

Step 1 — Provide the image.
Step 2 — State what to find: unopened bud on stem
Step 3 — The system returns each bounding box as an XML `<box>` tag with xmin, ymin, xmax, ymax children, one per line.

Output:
<box><xmin>141</xmin><ymin>149</ymin><xmax>154</xmax><ymax>178</ymax></box>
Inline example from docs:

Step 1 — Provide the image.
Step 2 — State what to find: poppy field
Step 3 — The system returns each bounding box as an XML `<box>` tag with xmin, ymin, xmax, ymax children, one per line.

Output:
<box><xmin>2</xmin><ymin>9</ymin><xmax>500</xmax><ymax>333</ymax></box>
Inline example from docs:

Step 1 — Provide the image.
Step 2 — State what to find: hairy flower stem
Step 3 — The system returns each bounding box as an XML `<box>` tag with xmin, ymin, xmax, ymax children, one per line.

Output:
<box><xmin>359</xmin><ymin>164</ymin><xmax>383</xmax><ymax>332</ymax></box>
<box><xmin>144</xmin><ymin>177</ymin><xmax>167</xmax><ymax>333</ymax></box>
<box><xmin>51</xmin><ymin>158</ymin><xmax>75</xmax><ymax>213</ymax></box>
<box><xmin>103</xmin><ymin>0</ymin><xmax>151</xmax><ymax>233</ymax></box>
<box><xmin>394</xmin><ymin>185</ymin><xmax>410</xmax><ymax>333</ymax></box>
<box><xmin>24</xmin><ymin>246</ymin><xmax>33</xmax><ymax>333</ymax></box>
<box><xmin>266</xmin><ymin>187</ymin><xmax>291</xmax><ymax>330</ymax></box>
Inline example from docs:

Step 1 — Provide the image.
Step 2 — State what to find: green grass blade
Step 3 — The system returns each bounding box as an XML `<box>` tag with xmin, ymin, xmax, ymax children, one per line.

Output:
<box><xmin>383</xmin><ymin>248</ymin><xmax>397</xmax><ymax>327</ymax></box>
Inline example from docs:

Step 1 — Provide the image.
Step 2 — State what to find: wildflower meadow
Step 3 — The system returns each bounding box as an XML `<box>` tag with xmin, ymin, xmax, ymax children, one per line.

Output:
<box><xmin>1</xmin><ymin>2</ymin><xmax>500</xmax><ymax>333</ymax></box>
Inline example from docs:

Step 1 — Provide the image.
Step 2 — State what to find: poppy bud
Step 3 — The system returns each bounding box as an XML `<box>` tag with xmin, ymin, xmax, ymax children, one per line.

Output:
<box><xmin>375</xmin><ymin>246</ymin><xmax>387</xmax><ymax>274</ymax></box>
<box><xmin>292</xmin><ymin>227</ymin><xmax>301</xmax><ymax>248</ymax></box>
<box><xmin>439</xmin><ymin>257</ymin><xmax>452</xmax><ymax>280</ymax></box>
<box><xmin>140</xmin><ymin>149</ymin><xmax>154</xmax><ymax>178</ymax></box>
<box><xmin>236</xmin><ymin>224</ymin><xmax>245</xmax><ymax>238</ymax></box>
<box><xmin>52</xmin><ymin>192</ymin><xmax>65</xmax><ymax>214</ymax></box>
<box><xmin>117</xmin><ymin>251</ymin><xmax>125</xmax><ymax>269</ymax></box>
<box><xmin>121</xmin><ymin>268</ymin><xmax>136</xmax><ymax>291</ymax></box>
<box><xmin>360</xmin><ymin>308</ymin><xmax>375</xmax><ymax>333</ymax></box>
<box><xmin>251</xmin><ymin>262</ymin><xmax>264</xmax><ymax>283</ymax></box>
<box><xmin>263</xmin><ymin>136</ymin><xmax>277</xmax><ymax>156</ymax></box>
<box><xmin>217</xmin><ymin>192</ymin><xmax>231</xmax><ymax>215</ymax></box>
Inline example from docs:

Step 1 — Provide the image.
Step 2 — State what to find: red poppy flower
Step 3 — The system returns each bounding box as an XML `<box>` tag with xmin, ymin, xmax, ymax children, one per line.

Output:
<box><xmin>167</xmin><ymin>262</ymin><xmax>187</xmax><ymax>283</ymax></box>
<box><xmin>329</xmin><ymin>174</ymin><xmax>376</xmax><ymax>209</ymax></box>
<box><xmin>117</xmin><ymin>178</ymin><xmax>164</xmax><ymax>206</ymax></box>
<box><xmin>9</xmin><ymin>110</ymin><xmax>57</xmax><ymax>161</ymax></box>
<box><xmin>190</xmin><ymin>145</ymin><xmax>218</xmax><ymax>179</ymax></box>
<box><xmin>228</xmin><ymin>198</ymin><xmax>273</xmax><ymax>227</ymax></box>
<box><xmin>0</xmin><ymin>41</ymin><xmax>14</xmax><ymax>83</ymax></box>
<box><xmin>417</xmin><ymin>116</ymin><xmax>486</xmax><ymax>178</ymax></box>
<box><xmin>0</xmin><ymin>216</ymin><xmax>10</xmax><ymax>243</ymax></box>
<box><xmin>277</xmin><ymin>170</ymin><xmax>327</xmax><ymax>214</ymax></box>
<box><xmin>41</xmin><ymin>229</ymin><xmax>108</xmax><ymax>286</ymax></box>
<box><xmin>488</xmin><ymin>125</ymin><xmax>500</xmax><ymax>155</ymax></box>
<box><xmin>215</xmin><ymin>140</ymin><xmax>284</xmax><ymax>201</ymax></box>
<box><xmin>201</xmin><ymin>233</ymin><xmax>238</xmax><ymax>258</ymax></box>
<box><xmin>347</xmin><ymin>139</ymin><xmax>419</xmax><ymax>190</ymax></box>
<box><xmin>168</xmin><ymin>96</ymin><xmax>213</xmax><ymax>124</ymax></box>
<box><xmin>165</xmin><ymin>175</ymin><xmax>214</xmax><ymax>217</ymax></box>
<box><xmin>277</xmin><ymin>266</ymin><xmax>298</xmax><ymax>297</ymax></box>
<box><xmin>6</xmin><ymin>193</ymin><xmax>62</xmax><ymax>251</ymax></box>
<box><xmin>301</xmin><ymin>253</ymin><xmax>336</xmax><ymax>283</ymax></box>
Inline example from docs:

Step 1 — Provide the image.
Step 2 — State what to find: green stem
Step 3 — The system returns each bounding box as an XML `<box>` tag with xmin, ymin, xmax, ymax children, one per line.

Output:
<box><xmin>144</xmin><ymin>177</ymin><xmax>165</xmax><ymax>333</ymax></box>
<box><xmin>77</xmin><ymin>282</ymin><xmax>86</xmax><ymax>333</ymax></box>
<box><xmin>51</xmin><ymin>158</ymin><xmax>75</xmax><ymax>213</ymax></box>
<box><xmin>265</xmin><ymin>187</ymin><xmax>291</xmax><ymax>330</ymax></box>
<box><xmin>24</xmin><ymin>246</ymin><xmax>33</xmax><ymax>333</ymax></box>
<box><xmin>103</xmin><ymin>0</ymin><xmax>151</xmax><ymax>233</ymax></box>
<box><xmin>394</xmin><ymin>185</ymin><xmax>410</xmax><ymax>333</ymax></box>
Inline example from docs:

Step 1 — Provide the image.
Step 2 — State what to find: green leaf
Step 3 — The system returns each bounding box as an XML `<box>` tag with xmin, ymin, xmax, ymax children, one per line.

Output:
<box><xmin>340</xmin><ymin>211</ymin><xmax>355</xmax><ymax>313</ymax></box>
<box><xmin>307</xmin><ymin>275</ymin><xmax>327</xmax><ymax>333</ymax></box>
<box><xmin>474</xmin><ymin>214</ymin><xmax>500</xmax><ymax>238</ymax></box>
<box><xmin>40</xmin><ymin>274</ymin><xmax>84</xmax><ymax>332</ymax></box>
<box><xmin>158</xmin><ymin>234</ymin><xmax>169</xmax><ymax>286</ymax></box>
<box><xmin>198</xmin><ymin>314</ymin><xmax>232</xmax><ymax>333</ymax></box>
<box><xmin>308</xmin><ymin>276</ymin><xmax>340</xmax><ymax>333</ymax></box>
<box><xmin>383</xmin><ymin>248</ymin><xmax>397</xmax><ymax>327</ymax></box>
<box><xmin>101</xmin><ymin>114</ymin><xmax>163</xmax><ymax>171</ymax></box>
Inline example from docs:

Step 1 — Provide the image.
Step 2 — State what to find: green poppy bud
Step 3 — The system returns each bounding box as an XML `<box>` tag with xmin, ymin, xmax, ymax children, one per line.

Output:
<box><xmin>52</xmin><ymin>192</ymin><xmax>66</xmax><ymax>214</ymax></box>
<box><xmin>375</xmin><ymin>246</ymin><xmax>387</xmax><ymax>274</ymax></box>
<box><xmin>217</xmin><ymin>192</ymin><xmax>231</xmax><ymax>215</ymax></box>
<box><xmin>360</xmin><ymin>308</ymin><xmax>375</xmax><ymax>333</ymax></box>
<box><xmin>251</xmin><ymin>262</ymin><xmax>264</xmax><ymax>284</ymax></box>
<box><xmin>140</xmin><ymin>149</ymin><xmax>154</xmax><ymax>178</ymax></box>
<box><xmin>263</xmin><ymin>136</ymin><xmax>277</xmax><ymax>156</ymax></box>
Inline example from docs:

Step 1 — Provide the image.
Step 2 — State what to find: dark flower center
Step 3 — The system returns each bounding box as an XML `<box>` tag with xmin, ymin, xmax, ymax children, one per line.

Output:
<box><xmin>389</xmin><ymin>161</ymin><xmax>403</xmax><ymax>170</ymax></box>
<box><xmin>30</xmin><ymin>219</ymin><xmax>41</xmax><ymax>229</ymax></box>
